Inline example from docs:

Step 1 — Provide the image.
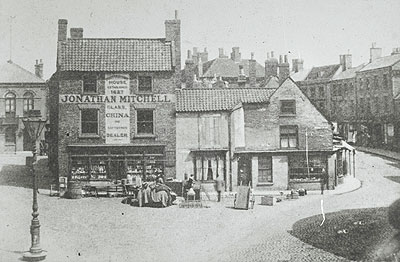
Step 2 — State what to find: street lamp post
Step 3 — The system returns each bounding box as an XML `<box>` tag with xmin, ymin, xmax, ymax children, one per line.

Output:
<box><xmin>22</xmin><ymin>116</ymin><xmax>47</xmax><ymax>261</ymax></box>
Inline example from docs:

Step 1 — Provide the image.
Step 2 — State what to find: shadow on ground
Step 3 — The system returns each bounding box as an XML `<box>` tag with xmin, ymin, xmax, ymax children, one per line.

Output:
<box><xmin>385</xmin><ymin>176</ymin><xmax>400</xmax><ymax>184</ymax></box>
<box><xmin>0</xmin><ymin>158</ymin><xmax>54</xmax><ymax>190</ymax></box>
<box><xmin>289</xmin><ymin>207</ymin><xmax>398</xmax><ymax>261</ymax></box>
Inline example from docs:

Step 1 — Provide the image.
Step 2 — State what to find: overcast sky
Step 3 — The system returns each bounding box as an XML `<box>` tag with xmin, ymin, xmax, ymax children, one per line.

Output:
<box><xmin>0</xmin><ymin>0</ymin><xmax>399</xmax><ymax>80</ymax></box>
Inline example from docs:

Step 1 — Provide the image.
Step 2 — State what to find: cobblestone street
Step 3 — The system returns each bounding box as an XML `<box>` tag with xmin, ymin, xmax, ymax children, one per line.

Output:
<box><xmin>0</xmin><ymin>151</ymin><xmax>399</xmax><ymax>262</ymax></box>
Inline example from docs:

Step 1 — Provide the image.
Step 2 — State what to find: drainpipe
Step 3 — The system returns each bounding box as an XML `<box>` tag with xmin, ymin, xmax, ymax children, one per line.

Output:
<box><xmin>228</xmin><ymin>112</ymin><xmax>232</xmax><ymax>192</ymax></box>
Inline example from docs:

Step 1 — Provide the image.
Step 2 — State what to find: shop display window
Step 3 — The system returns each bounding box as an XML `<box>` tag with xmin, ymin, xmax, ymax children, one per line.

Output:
<box><xmin>289</xmin><ymin>155</ymin><xmax>327</xmax><ymax>182</ymax></box>
<box><xmin>90</xmin><ymin>159</ymin><xmax>108</xmax><ymax>180</ymax></box>
<box><xmin>71</xmin><ymin>159</ymin><xmax>89</xmax><ymax>180</ymax></box>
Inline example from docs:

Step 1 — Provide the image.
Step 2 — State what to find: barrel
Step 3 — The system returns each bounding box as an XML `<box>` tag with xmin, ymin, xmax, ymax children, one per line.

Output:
<box><xmin>68</xmin><ymin>181</ymin><xmax>82</xmax><ymax>199</ymax></box>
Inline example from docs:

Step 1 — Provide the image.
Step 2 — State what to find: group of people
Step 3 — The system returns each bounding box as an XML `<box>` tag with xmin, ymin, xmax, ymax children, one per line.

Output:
<box><xmin>183</xmin><ymin>173</ymin><xmax>225</xmax><ymax>202</ymax></box>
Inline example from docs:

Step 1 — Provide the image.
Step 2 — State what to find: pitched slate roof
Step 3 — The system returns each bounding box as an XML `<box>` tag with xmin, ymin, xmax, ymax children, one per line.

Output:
<box><xmin>305</xmin><ymin>64</ymin><xmax>341</xmax><ymax>81</ymax></box>
<box><xmin>359</xmin><ymin>54</ymin><xmax>400</xmax><ymax>72</ymax></box>
<box><xmin>176</xmin><ymin>88</ymin><xmax>275</xmax><ymax>112</ymax></box>
<box><xmin>290</xmin><ymin>68</ymin><xmax>311</xmax><ymax>82</ymax></box>
<box><xmin>199</xmin><ymin>58</ymin><xmax>265</xmax><ymax>78</ymax></box>
<box><xmin>0</xmin><ymin>61</ymin><xmax>45</xmax><ymax>83</ymax></box>
<box><xmin>332</xmin><ymin>64</ymin><xmax>365</xmax><ymax>80</ymax></box>
<box><xmin>59</xmin><ymin>38</ymin><xmax>173</xmax><ymax>72</ymax></box>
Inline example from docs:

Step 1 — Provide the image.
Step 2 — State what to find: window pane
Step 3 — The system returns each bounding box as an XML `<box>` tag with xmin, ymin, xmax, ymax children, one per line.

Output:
<box><xmin>280</xmin><ymin>137</ymin><xmax>288</xmax><ymax>148</ymax></box>
<box><xmin>81</xmin><ymin>109</ymin><xmax>98</xmax><ymax>134</ymax></box>
<box><xmin>138</xmin><ymin>76</ymin><xmax>152</xmax><ymax>92</ymax></box>
<box><xmin>289</xmin><ymin>136</ymin><xmax>297</xmax><ymax>147</ymax></box>
<box><xmin>83</xmin><ymin>75</ymin><xmax>97</xmax><ymax>93</ymax></box>
<box><xmin>281</xmin><ymin>100</ymin><xmax>296</xmax><ymax>114</ymax></box>
<box><xmin>137</xmin><ymin>110</ymin><xmax>154</xmax><ymax>134</ymax></box>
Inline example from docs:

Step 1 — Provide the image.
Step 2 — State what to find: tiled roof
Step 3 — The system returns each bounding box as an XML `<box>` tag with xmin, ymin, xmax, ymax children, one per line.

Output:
<box><xmin>359</xmin><ymin>54</ymin><xmax>400</xmax><ymax>72</ymax></box>
<box><xmin>199</xmin><ymin>58</ymin><xmax>265</xmax><ymax>78</ymax></box>
<box><xmin>0</xmin><ymin>61</ymin><xmax>45</xmax><ymax>83</ymax></box>
<box><xmin>176</xmin><ymin>88</ymin><xmax>274</xmax><ymax>112</ymax></box>
<box><xmin>305</xmin><ymin>64</ymin><xmax>341</xmax><ymax>81</ymax></box>
<box><xmin>59</xmin><ymin>38</ymin><xmax>173</xmax><ymax>72</ymax></box>
<box><xmin>332</xmin><ymin>64</ymin><xmax>365</xmax><ymax>80</ymax></box>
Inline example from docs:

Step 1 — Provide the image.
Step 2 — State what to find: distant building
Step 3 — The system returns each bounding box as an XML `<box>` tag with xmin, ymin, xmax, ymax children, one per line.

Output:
<box><xmin>49</xmin><ymin>13</ymin><xmax>180</xmax><ymax>182</ymax></box>
<box><xmin>176</xmin><ymin>78</ymin><xmax>338</xmax><ymax>192</ymax></box>
<box><xmin>0</xmin><ymin>60</ymin><xmax>47</xmax><ymax>153</ymax></box>
<box><xmin>354</xmin><ymin>44</ymin><xmax>400</xmax><ymax>149</ymax></box>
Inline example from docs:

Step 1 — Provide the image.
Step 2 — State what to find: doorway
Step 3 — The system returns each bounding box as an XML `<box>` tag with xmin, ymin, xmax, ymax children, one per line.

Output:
<box><xmin>238</xmin><ymin>156</ymin><xmax>252</xmax><ymax>186</ymax></box>
<box><xmin>110</xmin><ymin>160</ymin><xmax>125</xmax><ymax>181</ymax></box>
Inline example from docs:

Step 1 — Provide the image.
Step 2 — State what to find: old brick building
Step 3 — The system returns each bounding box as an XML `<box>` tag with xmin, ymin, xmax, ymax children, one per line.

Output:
<box><xmin>49</xmin><ymin>13</ymin><xmax>180</xmax><ymax>182</ymax></box>
<box><xmin>0</xmin><ymin>60</ymin><xmax>47</xmax><ymax>153</ymax></box>
<box><xmin>176</xmin><ymin>78</ymin><xmax>337</xmax><ymax>192</ymax></box>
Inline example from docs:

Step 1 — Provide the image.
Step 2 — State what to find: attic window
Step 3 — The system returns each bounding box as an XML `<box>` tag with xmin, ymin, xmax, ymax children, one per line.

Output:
<box><xmin>82</xmin><ymin>74</ymin><xmax>97</xmax><ymax>94</ymax></box>
<box><xmin>280</xmin><ymin>100</ymin><xmax>296</xmax><ymax>115</ymax></box>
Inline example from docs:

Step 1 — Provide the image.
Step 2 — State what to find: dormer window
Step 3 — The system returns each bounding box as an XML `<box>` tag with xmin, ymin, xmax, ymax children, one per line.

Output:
<box><xmin>83</xmin><ymin>74</ymin><xmax>97</xmax><ymax>94</ymax></box>
<box><xmin>280</xmin><ymin>100</ymin><xmax>296</xmax><ymax>115</ymax></box>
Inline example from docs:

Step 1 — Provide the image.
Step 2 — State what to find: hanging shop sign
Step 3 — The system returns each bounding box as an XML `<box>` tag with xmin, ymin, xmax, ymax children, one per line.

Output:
<box><xmin>105</xmin><ymin>74</ymin><xmax>130</xmax><ymax>144</ymax></box>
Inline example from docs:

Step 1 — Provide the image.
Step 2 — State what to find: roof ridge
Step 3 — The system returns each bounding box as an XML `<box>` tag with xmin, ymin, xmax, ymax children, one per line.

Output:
<box><xmin>4</xmin><ymin>61</ymin><xmax>45</xmax><ymax>82</ymax></box>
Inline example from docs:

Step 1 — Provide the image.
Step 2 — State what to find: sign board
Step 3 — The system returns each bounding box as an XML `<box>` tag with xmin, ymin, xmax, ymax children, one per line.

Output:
<box><xmin>105</xmin><ymin>74</ymin><xmax>130</xmax><ymax>144</ymax></box>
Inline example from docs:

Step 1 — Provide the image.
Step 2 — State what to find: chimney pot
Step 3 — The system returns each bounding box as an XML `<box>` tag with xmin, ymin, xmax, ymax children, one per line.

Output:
<box><xmin>284</xmin><ymin>55</ymin><xmax>288</xmax><ymax>63</ymax></box>
<box><xmin>219</xmin><ymin>48</ymin><xmax>224</xmax><ymax>58</ymax></box>
<box><xmin>70</xmin><ymin>28</ymin><xmax>83</xmax><ymax>39</ymax></box>
<box><xmin>187</xmin><ymin>50</ymin><xmax>192</xmax><ymax>59</ymax></box>
<box><xmin>271</xmin><ymin>51</ymin><xmax>275</xmax><ymax>58</ymax></box>
<box><xmin>279</xmin><ymin>55</ymin><xmax>283</xmax><ymax>64</ymax></box>
<box><xmin>34</xmin><ymin>59</ymin><xmax>44</xmax><ymax>79</ymax></box>
<box><xmin>175</xmin><ymin>10</ymin><xmax>178</xmax><ymax>19</ymax></box>
<box><xmin>251</xmin><ymin>52</ymin><xmax>254</xmax><ymax>60</ymax></box>
<box><xmin>267</xmin><ymin>52</ymin><xmax>270</xmax><ymax>59</ymax></box>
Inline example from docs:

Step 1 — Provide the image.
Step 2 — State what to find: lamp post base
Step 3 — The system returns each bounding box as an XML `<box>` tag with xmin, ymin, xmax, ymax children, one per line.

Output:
<box><xmin>22</xmin><ymin>250</ymin><xmax>47</xmax><ymax>261</ymax></box>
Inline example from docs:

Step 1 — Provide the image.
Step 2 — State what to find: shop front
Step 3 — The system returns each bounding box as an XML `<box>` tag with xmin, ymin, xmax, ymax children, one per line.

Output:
<box><xmin>68</xmin><ymin>144</ymin><xmax>167</xmax><ymax>184</ymax></box>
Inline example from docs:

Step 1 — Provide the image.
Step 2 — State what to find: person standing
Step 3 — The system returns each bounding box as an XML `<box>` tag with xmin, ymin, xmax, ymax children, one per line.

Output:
<box><xmin>320</xmin><ymin>169</ymin><xmax>328</xmax><ymax>194</ymax></box>
<box><xmin>215</xmin><ymin>174</ymin><xmax>225</xmax><ymax>202</ymax></box>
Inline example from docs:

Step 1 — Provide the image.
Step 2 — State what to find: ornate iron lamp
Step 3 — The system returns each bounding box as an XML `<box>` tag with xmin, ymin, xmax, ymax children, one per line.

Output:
<box><xmin>21</xmin><ymin>116</ymin><xmax>47</xmax><ymax>261</ymax></box>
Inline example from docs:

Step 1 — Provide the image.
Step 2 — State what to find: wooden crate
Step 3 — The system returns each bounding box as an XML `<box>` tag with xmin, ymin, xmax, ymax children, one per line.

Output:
<box><xmin>261</xmin><ymin>196</ymin><xmax>274</xmax><ymax>206</ymax></box>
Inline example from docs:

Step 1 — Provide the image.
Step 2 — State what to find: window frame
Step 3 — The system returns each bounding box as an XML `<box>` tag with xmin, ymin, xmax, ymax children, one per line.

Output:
<box><xmin>137</xmin><ymin>76</ymin><xmax>153</xmax><ymax>93</ymax></box>
<box><xmin>80</xmin><ymin>108</ymin><xmax>99</xmax><ymax>135</ymax></box>
<box><xmin>258</xmin><ymin>156</ymin><xmax>273</xmax><ymax>183</ymax></box>
<box><xmin>136</xmin><ymin>108</ymin><xmax>155</xmax><ymax>135</ymax></box>
<box><xmin>5</xmin><ymin>126</ymin><xmax>16</xmax><ymax>144</ymax></box>
<box><xmin>5</xmin><ymin>92</ymin><xmax>16</xmax><ymax>118</ymax></box>
<box><xmin>23</xmin><ymin>92</ymin><xmax>35</xmax><ymax>114</ymax></box>
<box><xmin>280</xmin><ymin>100</ymin><xmax>296</xmax><ymax>115</ymax></box>
<box><xmin>82</xmin><ymin>74</ymin><xmax>98</xmax><ymax>94</ymax></box>
<box><xmin>280</xmin><ymin>125</ymin><xmax>298</xmax><ymax>149</ymax></box>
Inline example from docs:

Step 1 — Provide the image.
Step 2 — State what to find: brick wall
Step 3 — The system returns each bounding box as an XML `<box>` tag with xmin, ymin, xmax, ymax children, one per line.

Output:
<box><xmin>244</xmin><ymin>79</ymin><xmax>332</xmax><ymax>151</ymax></box>
<box><xmin>54</xmin><ymin>71</ymin><xmax>176</xmax><ymax>178</ymax></box>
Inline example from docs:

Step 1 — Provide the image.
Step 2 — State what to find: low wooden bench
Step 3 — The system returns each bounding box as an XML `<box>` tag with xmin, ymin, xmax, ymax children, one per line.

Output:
<box><xmin>106</xmin><ymin>185</ymin><xmax>125</xmax><ymax>197</ymax></box>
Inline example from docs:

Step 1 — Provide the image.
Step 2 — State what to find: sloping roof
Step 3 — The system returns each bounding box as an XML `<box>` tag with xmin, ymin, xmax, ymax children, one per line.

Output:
<box><xmin>199</xmin><ymin>58</ymin><xmax>265</xmax><ymax>78</ymax></box>
<box><xmin>359</xmin><ymin>54</ymin><xmax>400</xmax><ymax>72</ymax></box>
<box><xmin>59</xmin><ymin>38</ymin><xmax>173</xmax><ymax>72</ymax></box>
<box><xmin>0</xmin><ymin>61</ymin><xmax>45</xmax><ymax>83</ymax></box>
<box><xmin>290</xmin><ymin>68</ymin><xmax>311</xmax><ymax>82</ymax></box>
<box><xmin>176</xmin><ymin>88</ymin><xmax>274</xmax><ymax>112</ymax></box>
<box><xmin>305</xmin><ymin>64</ymin><xmax>341</xmax><ymax>81</ymax></box>
<box><xmin>258</xmin><ymin>76</ymin><xmax>280</xmax><ymax>89</ymax></box>
<box><xmin>332</xmin><ymin>64</ymin><xmax>365</xmax><ymax>80</ymax></box>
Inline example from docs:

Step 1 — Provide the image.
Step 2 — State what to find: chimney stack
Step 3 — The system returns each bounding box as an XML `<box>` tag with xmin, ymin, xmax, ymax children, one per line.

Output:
<box><xmin>35</xmin><ymin>59</ymin><xmax>44</xmax><ymax>79</ymax></box>
<box><xmin>58</xmin><ymin>19</ymin><xmax>68</xmax><ymax>42</ymax></box>
<box><xmin>199</xmin><ymin>47</ymin><xmax>208</xmax><ymax>62</ymax></box>
<box><xmin>70</xmin><ymin>28</ymin><xmax>83</xmax><ymax>39</ymax></box>
<box><xmin>238</xmin><ymin>65</ymin><xmax>246</xmax><ymax>86</ymax></box>
<box><xmin>192</xmin><ymin>47</ymin><xmax>198</xmax><ymax>64</ymax></box>
<box><xmin>184</xmin><ymin>50</ymin><xmax>195</xmax><ymax>88</ymax></box>
<box><xmin>265</xmin><ymin>51</ymin><xmax>278</xmax><ymax>80</ymax></box>
<box><xmin>230</xmin><ymin>47</ymin><xmax>241</xmax><ymax>62</ymax></box>
<box><xmin>218</xmin><ymin>48</ymin><xmax>228</xmax><ymax>58</ymax></box>
<box><xmin>165</xmin><ymin>10</ymin><xmax>181</xmax><ymax>88</ymax></box>
<box><xmin>339</xmin><ymin>54</ymin><xmax>352</xmax><ymax>71</ymax></box>
<box><xmin>249</xmin><ymin>52</ymin><xmax>257</xmax><ymax>88</ymax></box>
<box><xmin>278</xmin><ymin>54</ymin><xmax>290</xmax><ymax>84</ymax></box>
<box><xmin>292</xmin><ymin>58</ymin><xmax>304</xmax><ymax>73</ymax></box>
<box><xmin>370</xmin><ymin>42</ymin><xmax>382</xmax><ymax>63</ymax></box>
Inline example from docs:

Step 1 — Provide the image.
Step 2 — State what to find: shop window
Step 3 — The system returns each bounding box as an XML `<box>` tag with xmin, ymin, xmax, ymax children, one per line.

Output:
<box><xmin>280</xmin><ymin>125</ymin><xmax>298</xmax><ymax>148</ymax></box>
<box><xmin>81</xmin><ymin>108</ymin><xmax>99</xmax><ymax>135</ymax></box>
<box><xmin>5</xmin><ymin>126</ymin><xmax>16</xmax><ymax>144</ymax></box>
<box><xmin>280</xmin><ymin>100</ymin><xmax>296</xmax><ymax>115</ymax></box>
<box><xmin>138</xmin><ymin>76</ymin><xmax>152</xmax><ymax>92</ymax></box>
<box><xmin>23</xmin><ymin>92</ymin><xmax>35</xmax><ymax>114</ymax></box>
<box><xmin>289</xmin><ymin>154</ymin><xmax>327</xmax><ymax>182</ymax></box>
<box><xmin>258</xmin><ymin>156</ymin><xmax>272</xmax><ymax>183</ymax></box>
<box><xmin>200</xmin><ymin>115</ymin><xmax>221</xmax><ymax>147</ymax></box>
<box><xmin>137</xmin><ymin>109</ymin><xmax>154</xmax><ymax>135</ymax></box>
<box><xmin>5</xmin><ymin>92</ymin><xmax>16</xmax><ymax>118</ymax></box>
<box><xmin>82</xmin><ymin>74</ymin><xmax>97</xmax><ymax>93</ymax></box>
